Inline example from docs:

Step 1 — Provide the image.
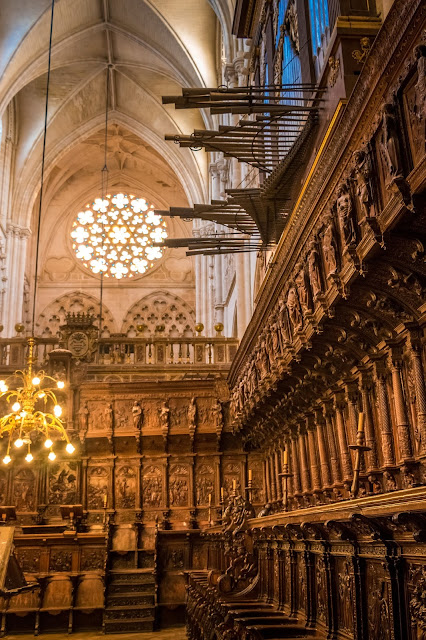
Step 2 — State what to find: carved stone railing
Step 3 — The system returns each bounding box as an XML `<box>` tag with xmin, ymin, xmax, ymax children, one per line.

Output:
<box><xmin>0</xmin><ymin>336</ymin><xmax>238</xmax><ymax>370</ymax></box>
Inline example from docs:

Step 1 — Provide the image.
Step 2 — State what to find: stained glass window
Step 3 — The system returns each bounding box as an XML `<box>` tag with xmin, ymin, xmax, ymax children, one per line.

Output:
<box><xmin>71</xmin><ymin>193</ymin><xmax>168</xmax><ymax>279</ymax></box>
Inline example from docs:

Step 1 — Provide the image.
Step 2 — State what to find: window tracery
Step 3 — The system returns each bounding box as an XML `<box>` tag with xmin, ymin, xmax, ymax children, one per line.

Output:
<box><xmin>71</xmin><ymin>193</ymin><xmax>168</xmax><ymax>279</ymax></box>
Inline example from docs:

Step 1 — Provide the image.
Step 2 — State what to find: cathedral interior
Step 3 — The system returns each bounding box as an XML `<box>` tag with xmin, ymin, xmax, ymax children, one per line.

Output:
<box><xmin>0</xmin><ymin>0</ymin><xmax>425</xmax><ymax>638</ymax></box>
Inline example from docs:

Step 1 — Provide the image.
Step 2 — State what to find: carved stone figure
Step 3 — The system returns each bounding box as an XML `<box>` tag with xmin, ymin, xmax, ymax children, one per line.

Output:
<box><xmin>258</xmin><ymin>503</ymin><xmax>272</xmax><ymax>517</ymax></box>
<box><xmin>143</xmin><ymin>467</ymin><xmax>162</xmax><ymax>507</ymax></box>
<box><xmin>169</xmin><ymin>477</ymin><xmax>189</xmax><ymax>507</ymax></box>
<box><xmin>212</xmin><ymin>399</ymin><xmax>223</xmax><ymax>431</ymax></box>
<box><xmin>132</xmin><ymin>400</ymin><xmax>142</xmax><ymax>428</ymax></box>
<box><xmin>336</xmin><ymin>181</ymin><xmax>357</xmax><ymax>246</ymax></box>
<box><xmin>380</xmin><ymin>103</ymin><xmax>402</xmax><ymax>182</ymax></box>
<box><xmin>277</xmin><ymin>298</ymin><xmax>291</xmax><ymax>343</ymax></box>
<box><xmin>116</xmin><ymin>466</ymin><xmax>136</xmax><ymax>509</ymax></box>
<box><xmin>286</xmin><ymin>286</ymin><xmax>302</xmax><ymax>331</ymax></box>
<box><xmin>13</xmin><ymin>469</ymin><xmax>36</xmax><ymax>512</ymax></box>
<box><xmin>104</xmin><ymin>403</ymin><xmax>113</xmax><ymax>430</ymax></box>
<box><xmin>196</xmin><ymin>476</ymin><xmax>214</xmax><ymax>506</ymax></box>
<box><xmin>307</xmin><ymin>242</ymin><xmax>322</xmax><ymax>298</ymax></box>
<box><xmin>384</xmin><ymin>471</ymin><xmax>397</xmax><ymax>492</ymax></box>
<box><xmin>48</xmin><ymin>463</ymin><xmax>77</xmax><ymax>505</ymax></box>
<box><xmin>322</xmin><ymin>219</ymin><xmax>338</xmax><ymax>276</ymax></box>
<box><xmin>353</xmin><ymin>150</ymin><xmax>375</xmax><ymax>218</ymax></box>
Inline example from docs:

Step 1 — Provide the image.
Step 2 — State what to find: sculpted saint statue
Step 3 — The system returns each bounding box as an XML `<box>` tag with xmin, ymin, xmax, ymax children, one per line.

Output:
<box><xmin>188</xmin><ymin>397</ymin><xmax>196</xmax><ymax>427</ymax></box>
<box><xmin>322</xmin><ymin>220</ymin><xmax>338</xmax><ymax>276</ymax></box>
<box><xmin>353</xmin><ymin>151</ymin><xmax>375</xmax><ymax>219</ymax></box>
<box><xmin>380</xmin><ymin>103</ymin><xmax>402</xmax><ymax>181</ymax></box>
<box><xmin>286</xmin><ymin>286</ymin><xmax>303</xmax><ymax>331</ymax></box>
<box><xmin>132</xmin><ymin>400</ymin><xmax>143</xmax><ymax>428</ymax></box>
<box><xmin>336</xmin><ymin>181</ymin><xmax>357</xmax><ymax>246</ymax></box>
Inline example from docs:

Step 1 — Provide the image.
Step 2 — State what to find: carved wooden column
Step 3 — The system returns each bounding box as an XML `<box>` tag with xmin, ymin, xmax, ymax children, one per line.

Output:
<box><xmin>274</xmin><ymin>450</ymin><xmax>283</xmax><ymax>501</ymax></box>
<box><xmin>345</xmin><ymin>382</ymin><xmax>360</xmax><ymax>445</ymax></box>
<box><xmin>263</xmin><ymin>457</ymin><xmax>271</xmax><ymax>502</ymax></box>
<box><xmin>298</xmin><ymin>425</ymin><xmax>311</xmax><ymax>497</ymax></box>
<box><xmin>358</xmin><ymin>372</ymin><xmax>379</xmax><ymax>471</ymax></box>
<box><xmin>315</xmin><ymin>408</ymin><xmax>332</xmax><ymax>489</ymax></box>
<box><xmin>373</xmin><ymin>360</ymin><xmax>396</xmax><ymax>467</ymax></box>
<box><xmin>407</xmin><ymin>332</ymin><xmax>426</xmax><ymax>453</ymax></box>
<box><xmin>268</xmin><ymin>453</ymin><xmax>278</xmax><ymax>502</ymax></box>
<box><xmin>291</xmin><ymin>432</ymin><xmax>302</xmax><ymax>499</ymax></box>
<box><xmin>323</xmin><ymin>402</ymin><xmax>342</xmax><ymax>485</ymax></box>
<box><xmin>306</xmin><ymin>415</ymin><xmax>321</xmax><ymax>496</ymax></box>
<box><xmin>82</xmin><ymin>458</ymin><xmax>88</xmax><ymax>510</ymax></box>
<box><xmin>388</xmin><ymin>346</ymin><xmax>413</xmax><ymax>461</ymax></box>
<box><xmin>334</xmin><ymin>393</ymin><xmax>352</xmax><ymax>486</ymax></box>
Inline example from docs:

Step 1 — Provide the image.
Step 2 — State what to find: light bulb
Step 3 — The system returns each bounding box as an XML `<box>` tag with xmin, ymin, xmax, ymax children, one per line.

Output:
<box><xmin>12</xmin><ymin>402</ymin><xmax>21</xmax><ymax>412</ymax></box>
<box><xmin>20</xmin><ymin>411</ymin><xmax>27</xmax><ymax>418</ymax></box>
<box><xmin>32</xmin><ymin>377</ymin><xmax>41</xmax><ymax>385</ymax></box>
<box><xmin>0</xmin><ymin>382</ymin><xmax>8</xmax><ymax>393</ymax></box>
<box><xmin>14</xmin><ymin>438</ymin><xmax>24</xmax><ymax>448</ymax></box>
<box><xmin>54</xmin><ymin>405</ymin><xmax>62</xmax><ymax>417</ymax></box>
<box><xmin>2</xmin><ymin>455</ymin><xmax>11</xmax><ymax>464</ymax></box>
<box><xmin>38</xmin><ymin>392</ymin><xmax>46</xmax><ymax>398</ymax></box>
<box><xmin>65</xmin><ymin>443</ymin><xmax>75</xmax><ymax>454</ymax></box>
<box><xmin>48</xmin><ymin>450</ymin><xmax>56</xmax><ymax>461</ymax></box>
<box><xmin>44</xmin><ymin>438</ymin><xmax>53</xmax><ymax>448</ymax></box>
<box><xmin>25</xmin><ymin>452</ymin><xmax>33</xmax><ymax>462</ymax></box>
<box><xmin>56</xmin><ymin>381</ymin><xmax>65</xmax><ymax>389</ymax></box>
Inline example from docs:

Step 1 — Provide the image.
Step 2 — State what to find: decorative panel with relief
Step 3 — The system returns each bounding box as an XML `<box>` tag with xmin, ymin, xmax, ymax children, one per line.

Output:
<box><xmin>48</xmin><ymin>461</ymin><xmax>78</xmax><ymax>509</ymax></box>
<box><xmin>142</xmin><ymin>465</ymin><xmax>163</xmax><ymax>508</ymax></box>
<box><xmin>402</xmin><ymin>54</ymin><xmax>425</xmax><ymax>167</ymax></box>
<box><xmin>88</xmin><ymin>399</ymin><xmax>113</xmax><ymax>433</ymax></box>
<box><xmin>195</xmin><ymin>463</ymin><xmax>215</xmax><ymax>506</ymax></box>
<box><xmin>196</xmin><ymin>398</ymin><xmax>213</xmax><ymax>430</ymax></box>
<box><xmin>169</xmin><ymin>463</ymin><xmax>189</xmax><ymax>507</ymax></box>
<box><xmin>366</xmin><ymin>562</ymin><xmax>392</xmax><ymax>639</ymax></box>
<box><xmin>13</xmin><ymin>468</ymin><xmax>37</xmax><ymax>512</ymax></box>
<box><xmin>113</xmin><ymin>400</ymin><xmax>133</xmax><ymax>431</ymax></box>
<box><xmin>336</xmin><ymin>557</ymin><xmax>354</xmax><ymax>635</ymax></box>
<box><xmin>222</xmin><ymin>462</ymin><xmax>242</xmax><ymax>500</ymax></box>
<box><xmin>115</xmin><ymin>465</ymin><xmax>137</xmax><ymax>509</ymax></box>
<box><xmin>169</xmin><ymin>398</ymin><xmax>189</xmax><ymax>430</ymax></box>
<box><xmin>143</xmin><ymin>400</ymin><xmax>161</xmax><ymax>430</ymax></box>
<box><xmin>87</xmin><ymin>466</ymin><xmax>109</xmax><ymax>509</ymax></box>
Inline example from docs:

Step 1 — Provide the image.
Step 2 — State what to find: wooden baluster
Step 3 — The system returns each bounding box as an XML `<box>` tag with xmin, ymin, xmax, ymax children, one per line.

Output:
<box><xmin>178</xmin><ymin>342</ymin><xmax>183</xmax><ymax>363</ymax></box>
<box><xmin>388</xmin><ymin>347</ymin><xmax>413</xmax><ymax>461</ymax></box>
<box><xmin>169</xmin><ymin>341</ymin><xmax>174</xmax><ymax>364</ymax></box>
<box><xmin>373</xmin><ymin>360</ymin><xmax>396</xmax><ymax>467</ymax></box>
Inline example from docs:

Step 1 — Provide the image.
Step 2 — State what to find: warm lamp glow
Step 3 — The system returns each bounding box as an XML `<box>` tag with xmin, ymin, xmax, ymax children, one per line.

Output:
<box><xmin>2</xmin><ymin>455</ymin><xmax>11</xmax><ymax>464</ymax></box>
<box><xmin>66</xmin><ymin>442</ymin><xmax>75</xmax><ymax>454</ymax></box>
<box><xmin>12</xmin><ymin>402</ymin><xmax>21</xmax><ymax>412</ymax></box>
<box><xmin>14</xmin><ymin>438</ymin><xmax>24</xmax><ymax>448</ymax></box>
<box><xmin>25</xmin><ymin>452</ymin><xmax>33</xmax><ymax>462</ymax></box>
<box><xmin>44</xmin><ymin>438</ymin><xmax>53</xmax><ymax>448</ymax></box>
<box><xmin>57</xmin><ymin>381</ymin><xmax>65</xmax><ymax>389</ymax></box>
<box><xmin>32</xmin><ymin>377</ymin><xmax>41</xmax><ymax>385</ymax></box>
<box><xmin>54</xmin><ymin>405</ymin><xmax>62</xmax><ymax>417</ymax></box>
<box><xmin>48</xmin><ymin>450</ymin><xmax>56</xmax><ymax>461</ymax></box>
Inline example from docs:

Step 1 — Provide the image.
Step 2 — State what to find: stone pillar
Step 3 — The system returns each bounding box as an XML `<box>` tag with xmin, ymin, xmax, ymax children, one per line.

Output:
<box><xmin>315</xmin><ymin>409</ymin><xmax>332</xmax><ymax>488</ymax></box>
<box><xmin>334</xmin><ymin>394</ymin><xmax>352</xmax><ymax>484</ymax></box>
<box><xmin>389</xmin><ymin>347</ymin><xmax>413</xmax><ymax>461</ymax></box>
<box><xmin>4</xmin><ymin>225</ymin><xmax>29</xmax><ymax>335</ymax></box>
<box><xmin>274</xmin><ymin>450</ymin><xmax>282</xmax><ymax>501</ymax></box>
<box><xmin>373</xmin><ymin>360</ymin><xmax>396</xmax><ymax>467</ymax></box>
<box><xmin>407</xmin><ymin>332</ymin><xmax>426</xmax><ymax>453</ymax></box>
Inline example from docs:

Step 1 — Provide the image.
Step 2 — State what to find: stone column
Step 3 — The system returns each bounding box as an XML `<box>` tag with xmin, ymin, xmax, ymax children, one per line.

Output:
<box><xmin>274</xmin><ymin>450</ymin><xmax>282</xmax><ymax>501</ymax></box>
<box><xmin>315</xmin><ymin>409</ymin><xmax>332</xmax><ymax>488</ymax></box>
<box><xmin>334</xmin><ymin>394</ymin><xmax>352</xmax><ymax>485</ymax></box>
<box><xmin>407</xmin><ymin>332</ymin><xmax>426</xmax><ymax>453</ymax></box>
<box><xmin>4</xmin><ymin>225</ymin><xmax>29</xmax><ymax>335</ymax></box>
<box><xmin>373</xmin><ymin>360</ymin><xmax>396</xmax><ymax>467</ymax></box>
<box><xmin>389</xmin><ymin>347</ymin><xmax>414</xmax><ymax>461</ymax></box>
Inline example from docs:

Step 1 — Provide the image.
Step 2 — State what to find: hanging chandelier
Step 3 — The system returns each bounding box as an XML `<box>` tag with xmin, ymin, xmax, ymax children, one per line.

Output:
<box><xmin>0</xmin><ymin>338</ymin><xmax>74</xmax><ymax>464</ymax></box>
<box><xmin>0</xmin><ymin>0</ymin><xmax>75</xmax><ymax>465</ymax></box>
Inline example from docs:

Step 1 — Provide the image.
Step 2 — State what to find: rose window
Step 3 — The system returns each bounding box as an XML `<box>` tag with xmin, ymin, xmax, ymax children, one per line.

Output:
<box><xmin>71</xmin><ymin>193</ymin><xmax>168</xmax><ymax>279</ymax></box>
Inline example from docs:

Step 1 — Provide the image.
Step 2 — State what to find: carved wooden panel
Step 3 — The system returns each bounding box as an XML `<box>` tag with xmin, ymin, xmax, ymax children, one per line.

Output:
<box><xmin>13</xmin><ymin>468</ymin><xmax>36</xmax><ymax>512</ymax></box>
<box><xmin>115</xmin><ymin>465</ymin><xmax>137</xmax><ymax>509</ymax></box>
<box><xmin>169</xmin><ymin>463</ymin><xmax>189</xmax><ymax>507</ymax></box>
<box><xmin>142</xmin><ymin>465</ymin><xmax>163</xmax><ymax>508</ymax></box>
<box><xmin>195</xmin><ymin>463</ymin><xmax>214</xmax><ymax>506</ymax></box>
<box><xmin>87</xmin><ymin>466</ymin><xmax>109</xmax><ymax>509</ymax></box>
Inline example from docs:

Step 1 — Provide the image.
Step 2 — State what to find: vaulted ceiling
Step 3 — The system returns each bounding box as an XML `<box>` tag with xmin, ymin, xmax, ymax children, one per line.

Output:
<box><xmin>0</xmin><ymin>0</ymin><xmax>234</xmax><ymax>229</ymax></box>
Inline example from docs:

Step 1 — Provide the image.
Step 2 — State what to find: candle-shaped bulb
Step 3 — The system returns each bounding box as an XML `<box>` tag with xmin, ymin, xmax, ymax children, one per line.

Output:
<box><xmin>248</xmin><ymin>469</ymin><xmax>252</xmax><ymax>482</ymax></box>
<box><xmin>220</xmin><ymin>487</ymin><xmax>224</xmax><ymax>501</ymax></box>
<box><xmin>232</xmin><ymin>479</ymin><xmax>237</xmax><ymax>491</ymax></box>
<box><xmin>358</xmin><ymin>412</ymin><xmax>365</xmax><ymax>433</ymax></box>
<box><xmin>103</xmin><ymin>494</ymin><xmax>107</xmax><ymax>507</ymax></box>
<box><xmin>208</xmin><ymin>493</ymin><xmax>212</xmax><ymax>505</ymax></box>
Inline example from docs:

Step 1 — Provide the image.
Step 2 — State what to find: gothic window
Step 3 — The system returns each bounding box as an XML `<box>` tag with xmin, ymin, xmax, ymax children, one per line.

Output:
<box><xmin>71</xmin><ymin>192</ymin><xmax>168</xmax><ymax>279</ymax></box>
<box><xmin>308</xmin><ymin>0</ymin><xmax>329</xmax><ymax>55</ymax></box>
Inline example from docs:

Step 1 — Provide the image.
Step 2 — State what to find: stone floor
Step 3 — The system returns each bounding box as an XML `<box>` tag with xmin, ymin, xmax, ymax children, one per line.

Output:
<box><xmin>5</xmin><ymin>628</ymin><xmax>187</xmax><ymax>640</ymax></box>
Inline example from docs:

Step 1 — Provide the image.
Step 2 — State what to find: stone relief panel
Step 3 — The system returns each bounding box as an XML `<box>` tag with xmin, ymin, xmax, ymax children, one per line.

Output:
<box><xmin>88</xmin><ymin>400</ymin><xmax>113</xmax><ymax>433</ymax></box>
<box><xmin>121</xmin><ymin>291</ymin><xmax>195</xmax><ymax>337</ymax></box>
<box><xmin>195</xmin><ymin>464</ymin><xmax>215</xmax><ymax>506</ymax></box>
<box><xmin>169</xmin><ymin>398</ymin><xmax>189</xmax><ymax>430</ymax></box>
<box><xmin>116</xmin><ymin>465</ymin><xmax>137</xmax><ymax>509</ymax></box>
<box><xmin>402</xmin><ymin>47</ymin><xmax>426</xmax><ymax>166</ymax></box>
<box><xmin>87</xmin><ymin>466</ymin><xmax>109</xmax><ymax>509</ymax></box>
<box><xmin>169</xmin><ymin>464</ymin><xmax>189</xmax><ymax>507</ymax></box>
<box><xmin>142</xmin><ymin>465</ymin><xmax>163</xmax><ymax>508</ymax></box>
<box><xmin>36</xmin><ymin>292</ymin><xmax>115</xmax><ymax>338</ymax></box>
<box><xmin>13</xmin><ymin>468</ymin><xmax>36</xmax><ymax>512</ymax></box>
<box><xmin>196</xmin><ymin>398</ymin><xmax>214</xmax><ymax>430</ymax></box>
